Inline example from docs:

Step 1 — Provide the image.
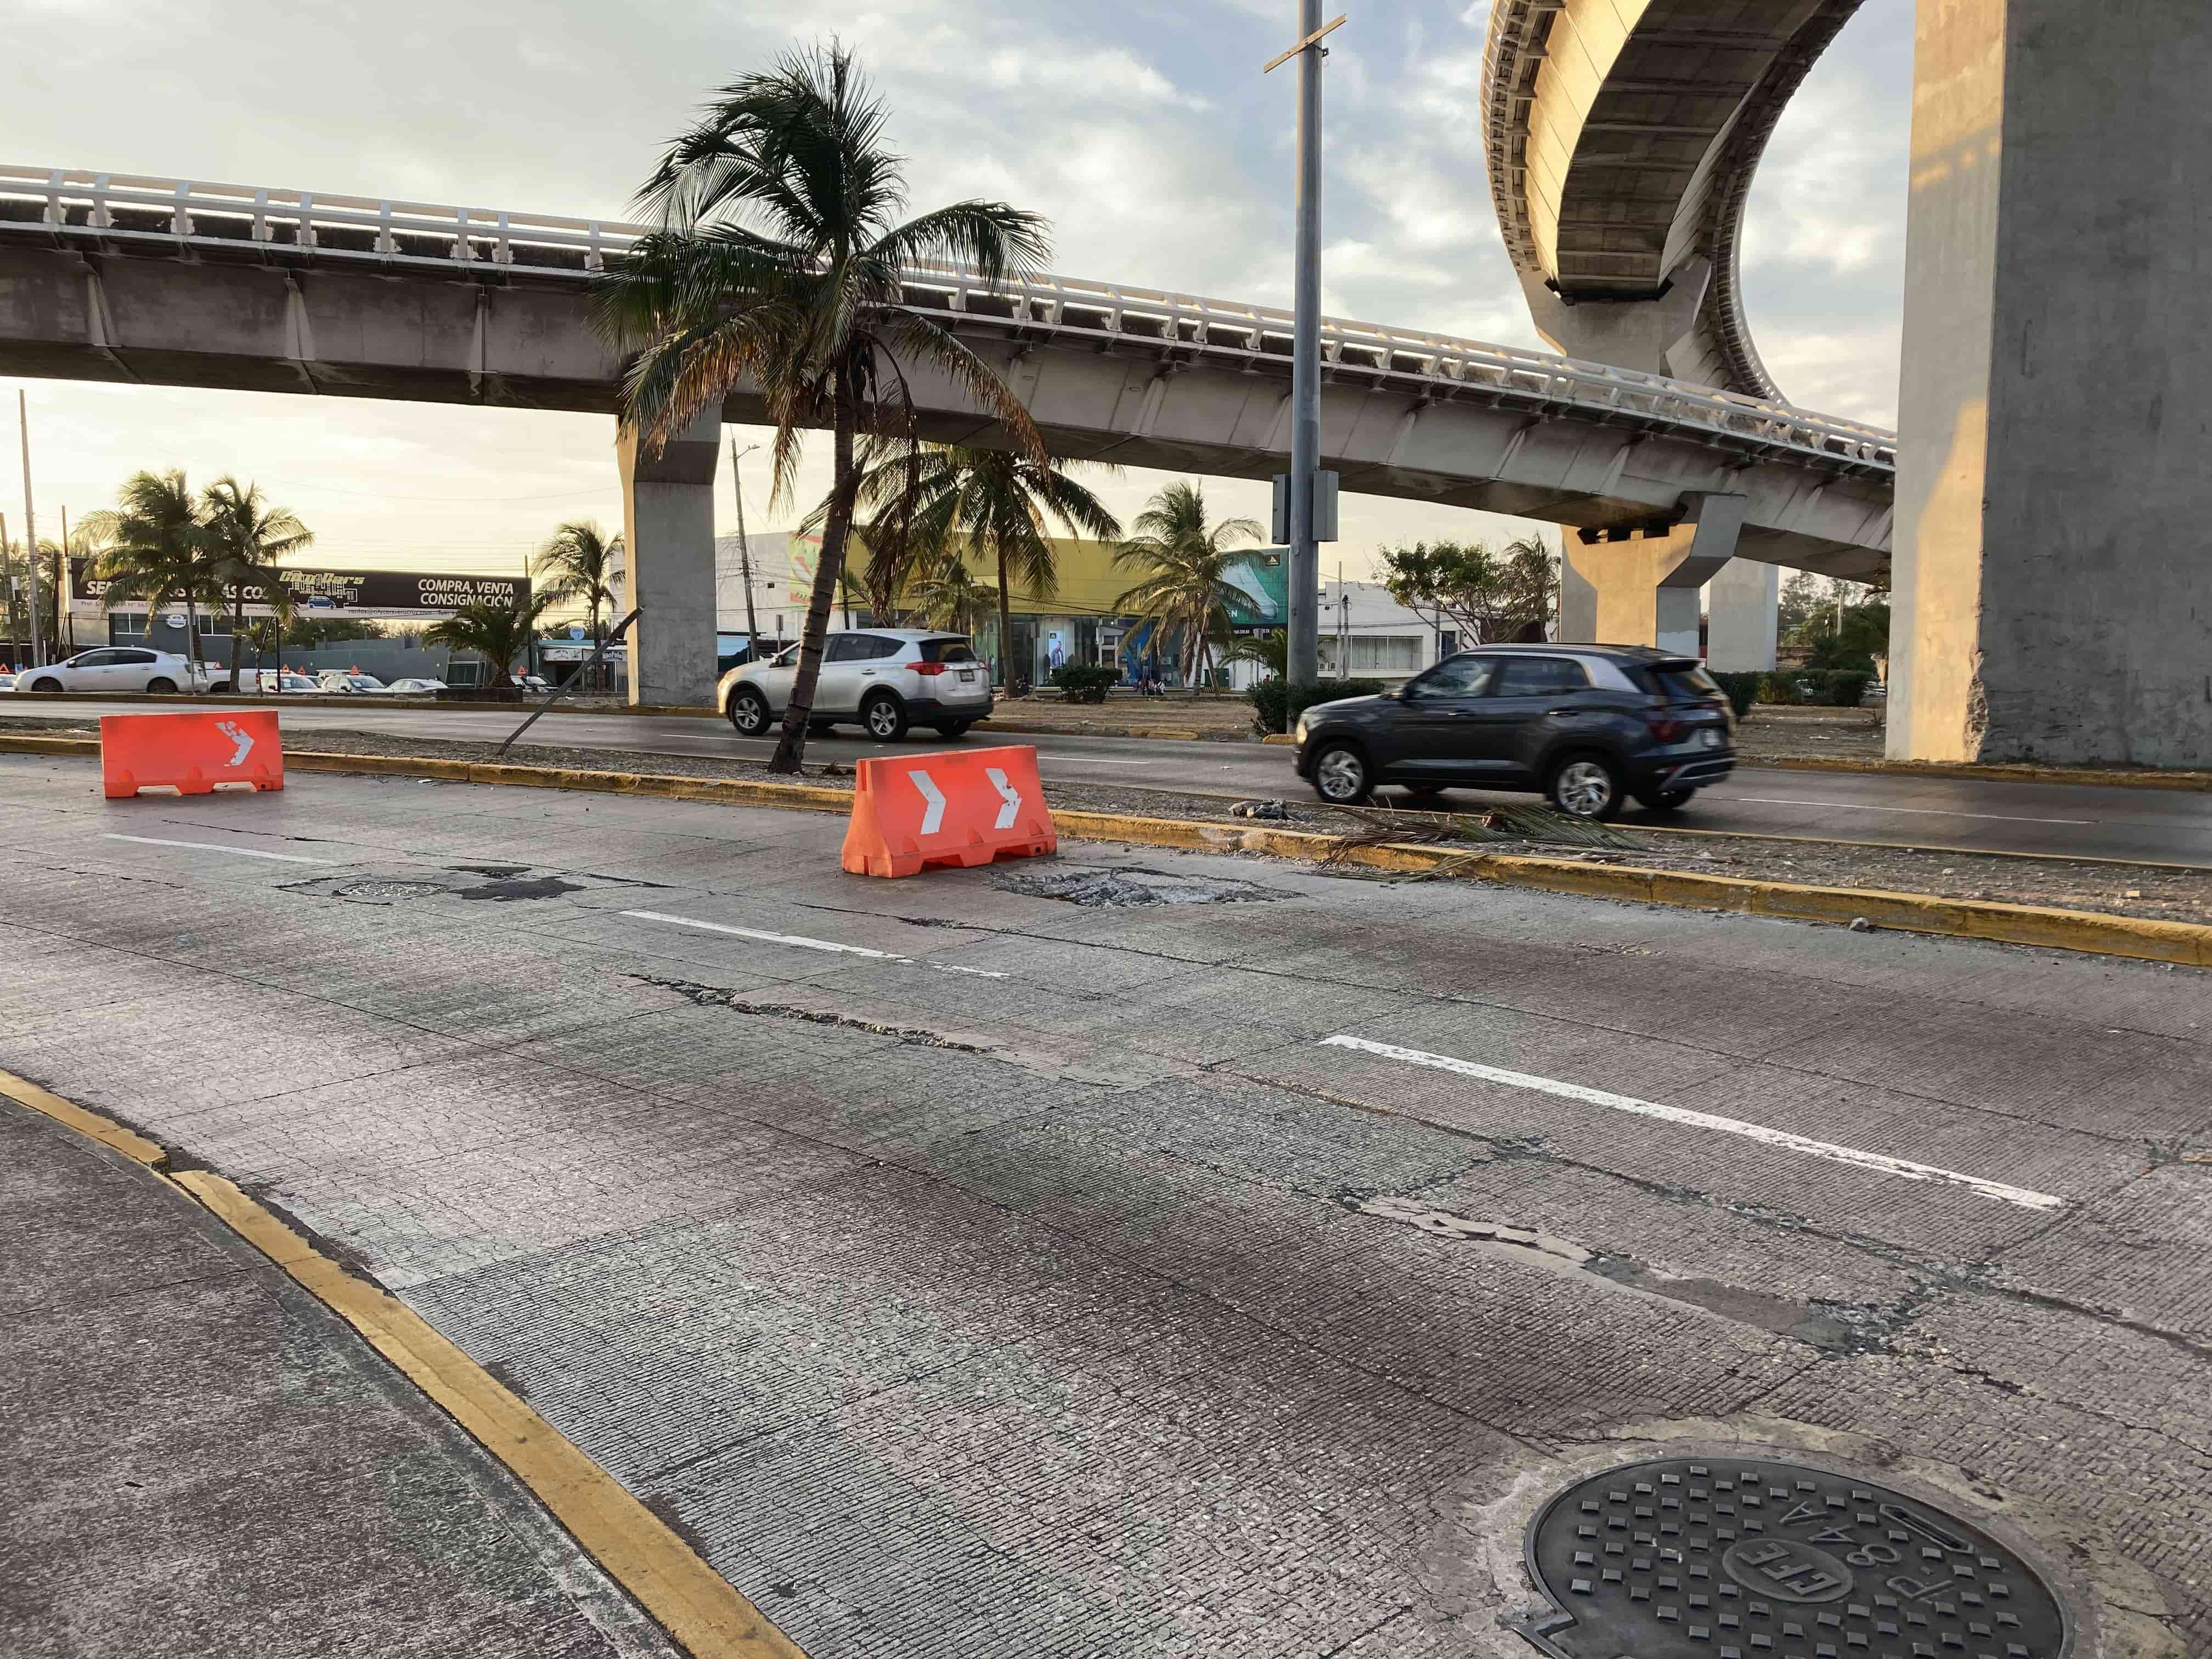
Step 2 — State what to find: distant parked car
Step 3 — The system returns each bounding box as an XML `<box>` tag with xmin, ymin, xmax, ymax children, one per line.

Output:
<box><xmin>315</xmin><ymin>670</ymin><xmax>387</xmax><ymax>695</ymax></box>
<box><xmin>718</xmin><ymin>629</ymin><xmax>994</xmax><ymax>742</ymax></box>
<box><xmin>0</xmin><ymin>673</ymin><xmax>15</xmax><ymax>693</ymax></box>
<box><xmin>9</xmin><ymin>647</ymin><xmax>216</xmax><ymax>696</ymax></box>
<box><xmin>1294</xmin><ymin>644</ymin><xmax>1736</xmax><ymax>820</ymax></box>
<box><xmin>381</xmin><ymin>678</ymin><xmax>448</xmax><ymax>696</ymax></box>
<box><xmin>277</xmin><ymin>672</ymin><xmax>320</xmax><ymax>693</ymax></box>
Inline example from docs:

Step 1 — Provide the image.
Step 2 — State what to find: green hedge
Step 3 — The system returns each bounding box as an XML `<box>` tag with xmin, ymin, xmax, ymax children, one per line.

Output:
<box><xmin>1709</xmin><ymin>672</ymin><xmax>1764</xmax><ymax>718</ymax></box>
<box><xmin>1710</xmin><ymin>669</ymin><xmax>1875</xmax><ymax>710</ymax></box>
<box><xmin>1248</xmin><ymin>678</ymin><xmax>1389</xmax><ymax>735</ymax></box>
<box><xmin>1048</xmin><ymin>664</ymin><xmax>1121</xmax><ymax>704</ymax></box>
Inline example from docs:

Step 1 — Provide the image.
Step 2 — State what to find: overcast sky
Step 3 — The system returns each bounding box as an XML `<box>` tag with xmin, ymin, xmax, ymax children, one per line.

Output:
<box><xmin>4</xmin><ymin>0</ymin><xmax>1911</xmax><ymax>580</ymax></box>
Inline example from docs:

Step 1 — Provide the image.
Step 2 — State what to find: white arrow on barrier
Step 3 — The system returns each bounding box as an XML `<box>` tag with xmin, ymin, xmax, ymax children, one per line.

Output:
<box><xmin>215</xmin><ymin>721</ymin><xmax>255</xmax><ymax>768</ymax></box>
<box><xmin>907</xmin><ymin>769</ymin><xmax>946</xmax><ymax>835</ymax></box>
<box><xmin>985</xmin><ymin>767</ymin><xmax>1020</xmax><ymax>831</ymax></box>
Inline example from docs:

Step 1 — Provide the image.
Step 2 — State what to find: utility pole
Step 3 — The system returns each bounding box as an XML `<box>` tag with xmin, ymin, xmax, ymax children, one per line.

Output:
<box><xmin>18</xmin><ymin>391</ymin><xmax>43</xmax><ymax>668</ymax></box>
<box><xmin>59</xmin><ymin>505</ymin><xmax>73</xmax><ymax>651</ymax></box>
<box><xmin>728</xmin><ymin>437</ymin><xmax>762</xmax><ymax>654</ymax></box>
<box><xmin>1265</xmin><ymin>6</ymin><xmax>1344</xmax><ymax>688</ymax></box>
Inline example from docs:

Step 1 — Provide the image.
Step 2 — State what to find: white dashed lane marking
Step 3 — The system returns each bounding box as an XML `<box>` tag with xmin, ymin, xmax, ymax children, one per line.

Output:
<box><xmin>1320</xmin><ymin>1035</ymin><xmax>2067</xmax><ymax>1212</ymax></box>
<box><xmin>619</xmin><ymin>910</ymin><xmax>1007</xmax><ymax>978</ymax></box>
<box><xmin>102</xmin><ymin>833</ymin><xmax>334</xmax><ymax>865</ymax></box>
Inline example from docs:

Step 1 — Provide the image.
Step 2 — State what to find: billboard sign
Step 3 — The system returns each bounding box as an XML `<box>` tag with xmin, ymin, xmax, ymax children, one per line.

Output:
<box><xmin>70</xmin><ymin>560</ymin><xmax>528</xmax><ymax>618</ymax></box>
<box><xmin>1221</xmin><ymin>549</ymin><xmax>1288</xmax><ymax>629</ymax></box>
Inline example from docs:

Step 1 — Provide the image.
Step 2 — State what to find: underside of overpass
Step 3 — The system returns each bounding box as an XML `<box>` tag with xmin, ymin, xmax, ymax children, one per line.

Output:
<box><xmin>1482</xmin><ymin>0</ymin><xmax>1866</xmax><ymax>397</ymax></box>
<box><xmin>1482</xmin><ymin>0</ymin><xmax>1871</xmax><ymax>670</ymax></box>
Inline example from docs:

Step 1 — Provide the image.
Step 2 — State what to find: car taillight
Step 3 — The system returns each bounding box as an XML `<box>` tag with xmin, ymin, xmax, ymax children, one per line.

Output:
<box><xmin>1646</xmin><ymin>710</ymin><xmax>1682</xmax><ymax>743</ymax></box>
<box><xmin>909</xmin><ymin>661</ymin><xmax>946</xmax><ymax>676</ymax></box>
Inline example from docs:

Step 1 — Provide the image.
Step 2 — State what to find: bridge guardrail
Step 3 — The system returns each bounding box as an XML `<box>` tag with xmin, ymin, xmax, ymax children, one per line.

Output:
<box><xmin>0</xmin><ymin>164</ymin><xmax>1896</xmax><ymax>473</ymax></box>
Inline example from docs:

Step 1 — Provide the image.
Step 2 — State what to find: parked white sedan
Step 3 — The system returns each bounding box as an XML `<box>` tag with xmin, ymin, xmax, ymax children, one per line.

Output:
<box><xmin>9</xmin><ymin>648</ymin><xmax>215</xmax><ymax>695</ymax></box>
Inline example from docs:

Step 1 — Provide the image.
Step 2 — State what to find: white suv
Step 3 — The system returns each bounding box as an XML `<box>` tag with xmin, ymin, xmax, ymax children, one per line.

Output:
<box><xmin>10</xmin><ymin>647</ymin><xmax>215</xmax><ymax>695</ymax></box>
<box><xmin>719</xmin><ymin>629</ymin><xmax>994</xmax><ymax>742</ymax></box>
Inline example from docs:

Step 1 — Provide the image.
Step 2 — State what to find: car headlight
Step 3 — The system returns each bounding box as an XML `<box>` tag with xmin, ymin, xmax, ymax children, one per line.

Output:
<box><xmin>1294</xmin><ymin>709</ymin><xmax>1313</xmax><ymax>742</ymax></box>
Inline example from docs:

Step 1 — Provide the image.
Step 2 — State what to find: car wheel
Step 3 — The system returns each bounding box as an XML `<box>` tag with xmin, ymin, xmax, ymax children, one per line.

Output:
<box><xmin>1310</xmin><ymin>741</ymin><xmax>1370</xmax><ymax>804</ymax></box>
<box><xmin>145</xmin><ymin>678</ymin><xmax>177</xmax><ymax>694</ymax></box>
<box><xmin>726</xmin><ymin>687</ymin><xmax>771</xmax><ymax>736</ymax></box>
<box><xmin>29</xmin><ymin>676</ymin><xmax>63</xmax><ymax>694</ymax></box>
<box><xmin>1634</xmin><ymin>787</ymin><xmax>1696</xmax><ymax>814</ymax></box>
<box><xmin>861</xmin><ymin>692</ymin><xmax>910</xmax><ymax>742</ymax></box>
<box><xmin>1547</xmin><ymin>753</ymin><xmax>1622</xmax><ymax>821</ymax></box>
<box><xmin>933</xmin><ymin>721</ymin><xmax>972</xmax><ymax>740</ymax></box>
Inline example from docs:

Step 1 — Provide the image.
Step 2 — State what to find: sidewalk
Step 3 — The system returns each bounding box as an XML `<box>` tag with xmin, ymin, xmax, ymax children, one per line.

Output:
<box><xmin>0</xmin><ymin>1096</ymin><xmax>679</xmax><ymax>1659</ymax></box>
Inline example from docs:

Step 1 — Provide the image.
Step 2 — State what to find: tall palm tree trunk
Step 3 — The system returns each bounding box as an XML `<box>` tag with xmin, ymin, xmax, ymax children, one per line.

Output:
<box><xmin>230</xmin><ymin>586</ymin><xmax>246</xmax><ymax>691</ymax></box>
<box><xmin>770</xmin><ymin>381</ymin><xmax>860</xmax><ymax>774</ymax></box>
<box><xmin>995</xmin><ymin>546</ymin><xmax>1017</xmax><ymax>696</ymax></box>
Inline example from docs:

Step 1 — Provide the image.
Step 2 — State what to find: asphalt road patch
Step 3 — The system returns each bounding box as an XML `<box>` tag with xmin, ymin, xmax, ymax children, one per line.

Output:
<box><xmin>1521</xmin><ymin>1455</ymin><xmax>2070</xmax><ymax>1659</ymax></box>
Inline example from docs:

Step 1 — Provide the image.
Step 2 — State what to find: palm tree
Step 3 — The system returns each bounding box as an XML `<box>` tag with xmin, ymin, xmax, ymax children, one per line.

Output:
<box><xmin>1112</xmin><ymin>481</ymin><xmax>1263</xmax><ymax>694</ymax></box>
<box><xmin>845</xmin><ymin>444</ymin><xmax>1121</xmax><ymax>693</ymax></box>
<box><xmin>80</xmin><ymin>470</ymin><xmax>227</xmax><ymax>665</ymax></box>
<box><xmin>202</xmin><ymin>478</ymin><xmax>311</xmax><ymax>691</ymax></box>
<box><xmin>592</xmin><ymin>43</ymin><xmax>1051</xmax><ymax>771</ymax></box>
<box><xmin>533</xmin><ymin>521</ymin><xmax>625</xmax><ymax>691</ymax></box>
<box><xmin>240</xmin><ymin>615</ymin><xmax>286</xmax><ymax>688</ymax></box>
<box><xmin>424</xmin><ymin>591</ymin><xmax>557</xmax><ymax>697</ymax></box>
<box><xmin>904</xmin><ymin>546</ymin><xmax>998</xmax><ymax>634</ymax></box>
<box><xmin>1218</xmin><ymin>628</ymin><xmax>1287</xmax><ymax>680</ymax></box>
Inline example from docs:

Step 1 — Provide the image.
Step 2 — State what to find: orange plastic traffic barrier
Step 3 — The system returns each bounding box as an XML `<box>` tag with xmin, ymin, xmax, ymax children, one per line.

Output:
<box><xmin>840</xmin><ymin>744</ymin><xmax>1055</xmax><ymax>878</ymax></box>
<box><xmin>100</xmin><ymin>710</ymin><xmax>285</xmax><ymax>799</ymax></box>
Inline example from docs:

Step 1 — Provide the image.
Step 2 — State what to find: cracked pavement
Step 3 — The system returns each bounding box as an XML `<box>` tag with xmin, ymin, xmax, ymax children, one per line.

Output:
<box><xmin>1</xmin><ymin>751</ymin><xmax>2208</xmax><ymax>1657</ymax></box>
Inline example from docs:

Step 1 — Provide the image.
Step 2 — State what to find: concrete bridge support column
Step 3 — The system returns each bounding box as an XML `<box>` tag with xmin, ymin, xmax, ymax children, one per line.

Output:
<box><xmin>616</xmin><ymin>408</ymin><xmax>721</xmax><ymax>709</ymax></box>
<box><xmin>1559</xmin><ymin>493</ymin><xmax>1746</xmax><ymax>658</ymax></box>
<box><xmin>1888</xmin><ymin>0</ymin><xmax>2212</xmax><ymax>765</ymax></box>
<box><xmin>1707</xmin><ymin>559</ymin><xmax>1780</xmax><ymax>671</ymax></box>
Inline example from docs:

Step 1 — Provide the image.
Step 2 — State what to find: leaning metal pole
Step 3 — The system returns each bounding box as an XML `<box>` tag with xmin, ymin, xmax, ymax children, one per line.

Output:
<box><xmin>1285</xmin><ymin>0</ymin><xmax>1324</xmax><ymax>686</ymax></box>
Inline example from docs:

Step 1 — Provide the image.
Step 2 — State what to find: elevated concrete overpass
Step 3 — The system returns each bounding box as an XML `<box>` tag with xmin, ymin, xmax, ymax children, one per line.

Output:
<box><xmin>1480</xmin><ymin>0</ymin><xmax>1865</xmax><ymax>399</ymax></box>
<box><xmin>0</xmin><ymin>166</ymin><xmax>1893</xmax><ymax>703</ymax></box>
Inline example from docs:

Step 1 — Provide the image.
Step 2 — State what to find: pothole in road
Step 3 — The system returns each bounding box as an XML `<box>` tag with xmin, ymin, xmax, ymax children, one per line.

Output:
<box><xmin>994</xmin><ymin>865</ymin><xmax>1288</xmax><ymax>907</ymax></box>
<box><xmin>284</xmin><ymin>870</ymin><xmax>589</xmax><ymax>905</ymax></box>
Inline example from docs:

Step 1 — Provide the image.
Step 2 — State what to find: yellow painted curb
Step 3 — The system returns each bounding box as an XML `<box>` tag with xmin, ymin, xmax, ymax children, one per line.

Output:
<box><xmin>0</xmin><ymin>1066</ymin><xmax>168</xmax><ymax>1167</ymax></box>
<box><xmin>0</xmin><ymin>1076</ymin><xmax>809</xmax><ymax>1659</ymax></box>
<box><xmin>1260</xmin><ymin>733</ymin><xmax>1297</xmax><ymax>746</ymax></box>
<box><xmin>10</xmin><ymin>734</ymin><xmax>2207</xmax><ymax>968</ymax></box>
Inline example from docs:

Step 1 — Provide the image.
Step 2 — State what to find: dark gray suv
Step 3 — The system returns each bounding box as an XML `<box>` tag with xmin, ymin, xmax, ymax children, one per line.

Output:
<box><xmin>1293</xmin><ymin>644</ymin><xmax>1735</xmax><ymax>819</ymax></box>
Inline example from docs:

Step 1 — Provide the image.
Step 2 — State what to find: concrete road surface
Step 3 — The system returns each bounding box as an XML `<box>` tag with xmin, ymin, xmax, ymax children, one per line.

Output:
<box><xmin>1</xmin><ymin>752</ymin><xmax>2205</xmax><ymax>1657</ymax></box>
<box><xmin>23</xmin><ymin>695</ymin><xmax>2212</xmax><ymax>866</ymax></box>
<box><xmin>0</xmin><ymin>1093</ymin><xmax>678</xmax><ymax>1659</ymax></box>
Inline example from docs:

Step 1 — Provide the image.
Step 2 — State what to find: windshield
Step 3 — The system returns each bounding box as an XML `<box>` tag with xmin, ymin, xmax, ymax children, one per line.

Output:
<box><xmin>922</xmin><ymin>639</ymin><xmax>978</xmax><ymax>664</ymax></box>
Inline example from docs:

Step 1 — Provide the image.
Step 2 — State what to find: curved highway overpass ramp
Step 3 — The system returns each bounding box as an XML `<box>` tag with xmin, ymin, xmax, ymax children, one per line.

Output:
<box><xmin>0</xmin><ymin>166</ymin><xmax>1893</xmax><ymax>703</ymax></box>
<box><xmin>1481</xmin><ymin>0</ymin><xmax>1864</xmax><ymax>398</ymax></box>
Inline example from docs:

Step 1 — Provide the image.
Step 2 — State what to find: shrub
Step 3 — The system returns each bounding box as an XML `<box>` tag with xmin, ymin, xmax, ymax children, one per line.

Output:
<box><xmin>1751</xmin><ymin>669</ymin><xmax>1874</xmax><ymax>708</ymax></box>
<box><xmin>1249</xmin><ymin>677</ymin><xmax>1389</xmax><ymax>735</ymax></box>
<box><xmin>1708</xmin><ymin>672</ymin><xmax>1763</xmax><ymax>719</ymax></box>
<box><xmin>1048</xmin><ymin>664</ymin><xmax>1121</xmax><ymax>703</ymax></box>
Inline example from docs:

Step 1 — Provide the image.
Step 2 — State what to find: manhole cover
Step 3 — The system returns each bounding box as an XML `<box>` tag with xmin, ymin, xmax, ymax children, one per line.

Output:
<box><xmin>328</xmin><ymin>879</ymin><xmax>450</xmax><ymax>904</ymax></box>
<box><xmin>992</xmin><ymin>867</ymin><xmax>1285</xmax><ymax>907</ymax></box>
<box><xmin>1521</xmin><ymin>1457</ymin><xmax>2069</xmax><ymax>1659</ymax></box>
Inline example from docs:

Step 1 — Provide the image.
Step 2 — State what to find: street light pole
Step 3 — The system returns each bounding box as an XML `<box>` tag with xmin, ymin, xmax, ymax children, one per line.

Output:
<box><xmin>1266</xmin><ymin>6</ymin><xmax>1344</xmax><ymax>688</ymax></box>
<box><xmin>18</xmin><ymin>391</ymin><xmax>43</xmax><ymax>669</ymax></box>
<box><xmin>729</xmin><ymin>437</ymin><xmax>763</xmax><ymax>653</ymax></box>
